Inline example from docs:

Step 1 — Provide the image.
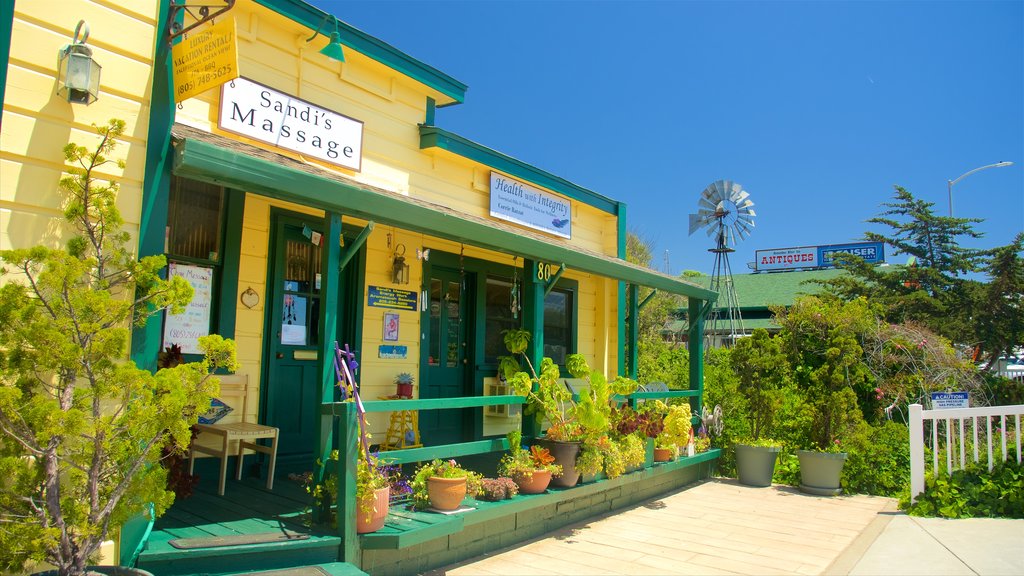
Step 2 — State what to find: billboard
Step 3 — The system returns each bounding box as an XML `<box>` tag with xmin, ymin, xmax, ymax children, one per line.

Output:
<box><xmin>754</xmin><ymin>241</ymin><xmax>885</xmax><ymax>272</ymax></box>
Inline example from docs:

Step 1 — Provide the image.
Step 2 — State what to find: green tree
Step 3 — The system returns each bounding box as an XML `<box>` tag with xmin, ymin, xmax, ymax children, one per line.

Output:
<box><xmin>974</xmin><ymin>233</ymin><xmax>1024</xmax><ymax>368</ymax></box>
<box><xmin>0</xmin><ymin>120</ymin><xmax>237</xmax><ymax>575</ymax></box>
<box><xmin>729</xmin><ymin>329</ymin><xmax>790</xmax><ymax>440</ymax></box>
<box><xmin>626</xmin><ymin>232</ymin><xmax>687</xmax><ymax>387</ymax></box>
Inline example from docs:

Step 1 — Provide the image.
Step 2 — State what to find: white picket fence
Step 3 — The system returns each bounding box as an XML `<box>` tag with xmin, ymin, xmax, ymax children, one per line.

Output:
<box><xmin>908</xmin><ymin>403</ymin><xmax>1024</xmax><ymax>502</ymax></box>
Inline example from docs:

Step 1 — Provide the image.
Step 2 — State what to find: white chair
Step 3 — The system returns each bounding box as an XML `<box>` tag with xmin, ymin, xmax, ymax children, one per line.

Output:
<box><xmin>188</xmin><ymin>374</ymin><xmax>279</xmax><ymax>496</ymax></box>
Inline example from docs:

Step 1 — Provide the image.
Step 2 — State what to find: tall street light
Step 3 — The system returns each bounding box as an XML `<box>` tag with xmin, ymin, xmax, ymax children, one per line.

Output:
<box><xmin>948</xmin><ymin>161</ymin><xmax>1014</xmax><ymax>217</ymax></box>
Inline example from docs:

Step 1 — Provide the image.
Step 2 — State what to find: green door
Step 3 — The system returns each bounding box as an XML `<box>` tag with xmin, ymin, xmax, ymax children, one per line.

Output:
<box><xmin>265</xmin><ymin>219</ymin><xmax>323</xmax><ymax>472</ymax></box>
<box><xmin>421</xmin><ymin>266</ymin><xmax>471</xmax><ymax>446</ymax></box>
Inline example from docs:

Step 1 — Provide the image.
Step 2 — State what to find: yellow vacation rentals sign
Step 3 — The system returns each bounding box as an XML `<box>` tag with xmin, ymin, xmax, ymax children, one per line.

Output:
<box><xmin>172</xmin><ymin>17</ymin><xmax>239</xmax><ymax>103</ymax></box>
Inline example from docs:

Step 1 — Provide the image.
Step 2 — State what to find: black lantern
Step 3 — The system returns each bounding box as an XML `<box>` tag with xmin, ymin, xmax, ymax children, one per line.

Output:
<box><xmin>57</xmin><ymin>21</ymin><xmax>101</xmax><ymax>105</ymax></box>
<box><xmin>392</xmin><ymin>244</ymin><xmax>409</xmax><ymax>285</ymax></box>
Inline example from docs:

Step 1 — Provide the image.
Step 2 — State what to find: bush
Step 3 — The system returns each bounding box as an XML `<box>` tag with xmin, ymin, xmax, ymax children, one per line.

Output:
<box><xmin>904</xmin><ymin>459</ymin><xmax>1024</xmax><ymax>518</ymax></box>
<box><xmin>841</xmin><ymin>421</ymin><xmax>910</xmax><ymax>497</ymax></box>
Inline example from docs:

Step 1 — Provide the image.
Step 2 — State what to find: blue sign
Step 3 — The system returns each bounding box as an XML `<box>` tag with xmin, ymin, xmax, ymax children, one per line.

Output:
<box><xmin>378</xmin><ymin>345</ymin><xmax>408</xmax><ymax>359</ymax></box>
<box><xmin>368</xmin><ymin>286</ymin><xmax>418</xmax><ymax>311</ymax></box>
<box><xmin>930</xmin><ymin>392</ymin><xmax>969</xmax><ymax>410</ymax></box>
<box><xmin>818</xmin><ymin>242</ymin><xmax>885</xmax><ymax>266</ymax></box>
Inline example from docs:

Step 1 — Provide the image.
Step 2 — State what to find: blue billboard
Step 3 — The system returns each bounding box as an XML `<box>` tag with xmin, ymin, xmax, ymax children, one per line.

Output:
<box><xmin>818</xmin><ymin>242</ymin><xmax>885</xmax><ymax>266</ymax></box>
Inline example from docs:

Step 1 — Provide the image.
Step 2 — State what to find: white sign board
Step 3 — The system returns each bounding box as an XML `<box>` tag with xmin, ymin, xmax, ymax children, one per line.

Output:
<box><xmin>930</xmin><ymin>392</ymin><xmax>970</xmax><ymax>410</ymax></box>
<box><xmin>220</xmin><ymin>77</ymin><xmax>363</xmax><ymax>172</ymax></box>
<box><xmin>162</xmin><ymin>263</ymin><xmax>213</xmax><ymax>354</ymax></box>
<box><xmin>489</xmin><ymin>172</ymin><xmax>571</xmax><ymax>239</ymax></box>
<box><xmin>755</xmin><ymin>246</ymin><xmax>819</xmax><ymax>271</ymax></box>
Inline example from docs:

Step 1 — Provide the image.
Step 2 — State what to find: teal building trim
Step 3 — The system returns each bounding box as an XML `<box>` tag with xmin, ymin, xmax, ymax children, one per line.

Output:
<box><xmin>255</xmin><ymin>0</ymin><xmax>467</xmax><ymax>104</ymax></box>
<box><xmin>420</xmin><ymin>125</ymin><xmax>619</xmax><ymax>215</ymax></box>
<box><xmin>0</xmin><ymin>0</ymin><xmax>14</xmax><ymax>119</ymax></box>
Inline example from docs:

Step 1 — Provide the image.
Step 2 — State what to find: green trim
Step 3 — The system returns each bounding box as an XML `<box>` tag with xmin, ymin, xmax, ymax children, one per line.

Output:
<box><xmin>216</xmin><ymin>188</ymin><xmax>245</xmax><ymax>339</ymax></box>
<box><xmin>339</xmin><ymin>221</ymin><xmax>373</xmax><ymax>271</ymax></box>
<box><xmin>359</xmin><ymin>395</ymin><xmax>523</xmax><ymax>413</ymax></box>
<box><xmin>420</xmin><ymin>126</ymin><xmax>618</xmax><ymax>214</ymax></box>
<box><xmin>130</xmin><ymin>0</ymin><xmax>176</xmax><ymax>371</ymax></box>
<box><xmin>688</xmin><ymin>297</ymin><xmax>705</xmax><ymax>416</ymax></box>
<box><xmin>543</xmin><ymin>263</ymin><xmax>567</xmax><ymax>296</ymax></box>
<box><xmin>0</xmin><ymin>0</ymin><xmax>14</xmax><ymax>118</ymax></box>
<box><xmin>617</xmin><ymin>203</ymin><xmax>628</xmax><ymax>376</ymax></box>
<box><xmin>373</xmin><ymin>437</ymin><xmax>511</xmax><ymax>465</ymax></box>
<box><xmin>171</xmin><ymin>132</ymin><xmax>715</xmax><ymax>301</ymax></box>
<box><xmin>628</xmin><ymin>284</ymin><xmax>639</xmax><ymax>379</ymax></box>
<box><xmin>425</xmin><ymin>97</ymin><xmax>435</xmax><ymax>125</ymax></box>
<box><xmin>254</xmin><ymin>0</ymin><xmax>466</xmax><ymax>105</ymax></box>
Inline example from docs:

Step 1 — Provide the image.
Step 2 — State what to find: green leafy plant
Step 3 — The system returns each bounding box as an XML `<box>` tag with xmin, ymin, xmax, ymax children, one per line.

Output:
<box><xmin>658</xmin><ymin>401</ymin><xmax>692</xmax><ymax>455</ymax></box>
<box><xmin>904</xmin><ymin>459</ymin><xmax>1023</xmax><ymax>519</ymax></box>
<box><xmin>499</xmin><ymin>431</ymin><xmax>562</xmax><ymax>481</ymax></box>
<box><xmin>410</xmin><ymin>459</ymin><xmax>482</xmax><ymax>510</ymax></box>
<box><xmin>0</xmin><ymin>120</ymin><xmax>238</xmax><ymax>575</ymax></box>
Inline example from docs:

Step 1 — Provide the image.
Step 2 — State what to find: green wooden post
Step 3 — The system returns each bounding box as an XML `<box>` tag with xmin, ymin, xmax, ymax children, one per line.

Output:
<box><xmin>616</xmin><ymin>202</ymin><xmax>628</xmax><ymax>377</ymax></box>
<box><xmin>522</xmin><ymin>259</ymin><xmax>546</xmax><ymax>439</ymax></box>
<box><xmin>314</xmin><ymin>213</ymin><xmax>342</xmax><ymax>526</ymax></box>
<box><xmin>688</xmin><ymin>297</ymin><xmax>705</xmax><ymax>419</ymax></box>
<box><xmin>627</xmin><ymin>284</ymin><xmax>639</xmax><ymax>380</ymax></box>
<box><xmin>336</xmin><ymin>401</ymin><xmax>359</xmax><ymax>562</ymax></box>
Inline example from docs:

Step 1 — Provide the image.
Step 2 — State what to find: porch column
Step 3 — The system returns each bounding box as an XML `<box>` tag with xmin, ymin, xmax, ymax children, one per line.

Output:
<box><xmin>314</xmin><ymin>212</ymin><xmax>342</xmax><ymax>523</ymax></box>
<box><xmin>688</xmin><ymin>297</ymin><xmax>705</xmax><ymax>419</ymax></box>
<box><xmin>627</xmin><ymin>283</ymin><xmax>639</xmax><ymax>380</ymax></box>
<box><xmin>522</xmin><ymin>259</ymin><xmax>546</xmax><ymax>438</ymax></box>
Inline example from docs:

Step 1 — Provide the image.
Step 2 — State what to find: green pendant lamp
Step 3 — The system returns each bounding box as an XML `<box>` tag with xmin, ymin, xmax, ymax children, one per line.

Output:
<box><xmin>307</xmin><ymin>15</ymin><xmax>345</xmax><ymax>63</ymax></box>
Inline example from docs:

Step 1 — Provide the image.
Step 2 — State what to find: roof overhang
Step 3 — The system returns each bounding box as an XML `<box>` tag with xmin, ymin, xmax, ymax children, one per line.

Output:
<box><xmin>169</xmin><ymin>124</ymin><xmax>717</xmax><ymax>302</ymax></box>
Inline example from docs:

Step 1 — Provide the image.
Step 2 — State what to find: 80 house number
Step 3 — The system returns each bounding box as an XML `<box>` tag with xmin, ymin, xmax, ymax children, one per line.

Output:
<box><xmin>536</xmin><ymin>262</ymin><xmax>555</xmax><ymax>281</ymax></box>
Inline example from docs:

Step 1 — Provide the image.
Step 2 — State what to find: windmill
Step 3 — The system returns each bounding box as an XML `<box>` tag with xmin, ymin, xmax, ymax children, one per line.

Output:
<box><xmin>688</xmin><ymin>180</ymin><xmax>755</xmax><ymax>347</ymax></box>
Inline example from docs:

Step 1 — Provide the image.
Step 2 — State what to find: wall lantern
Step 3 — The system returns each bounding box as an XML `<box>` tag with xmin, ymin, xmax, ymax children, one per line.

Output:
<box><xmin>392</xmin><ymin>244</ymin><xmax>409</xmax><ymax>285</ymax></box>
<box><xmin>306</xmin><ymin>15</ymin><xmax>345</xmax><ymax>63</ymax></box>
<box><xmin>57</xmin><ymin>20</ymin><xmax>101</xmax><ymax>105</ymax></box>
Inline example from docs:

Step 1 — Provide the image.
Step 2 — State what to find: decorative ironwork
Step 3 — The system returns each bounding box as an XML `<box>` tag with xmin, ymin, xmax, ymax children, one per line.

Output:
<box><xmin>168</xmin><ymin>0</ymin><xmax>235</xmax><ymax>42</ymax></box>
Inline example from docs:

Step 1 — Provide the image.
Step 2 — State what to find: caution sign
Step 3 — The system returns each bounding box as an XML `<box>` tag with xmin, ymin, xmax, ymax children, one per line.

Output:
<box><xmin>172</xmin><ymin>17</ymin><xmax>239</xmax><ymax>103</ymax></box>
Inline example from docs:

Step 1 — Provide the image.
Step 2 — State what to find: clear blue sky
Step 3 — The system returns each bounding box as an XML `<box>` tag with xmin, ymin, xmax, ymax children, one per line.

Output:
<box><xmin>311</xmin><ymin>0</ymin><xmax>1023</xmax><ymax>276</ymax></box>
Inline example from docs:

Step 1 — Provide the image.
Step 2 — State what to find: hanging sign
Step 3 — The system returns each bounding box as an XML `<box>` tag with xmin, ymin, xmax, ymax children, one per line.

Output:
<box><xmin>172</xmin><ymin>17</ymin><xmax>239</xmax><ymax>103</ymax></box>
<box><xmin>930</xmin><ymin>392</ymin><xmax>969</xmax><ymax>410</ymax></box>
<box><xmin>368</xmin><ymin>286</ymin><xmax>417</xmax><ymax>311</ymax></box>
<box><xmin>220</xmin><ymin>77</ymin><xmax>363</xmax><ymax>171</ymax></box>
<box><xmin>489</xmin><ymin>172</ymin><xmax>571</xmax><ymax>239</ymax></box>
<box><xmin>162</xmin><ymin>263</ymin><xmax>214</xmax><ymax>354</ymax></box>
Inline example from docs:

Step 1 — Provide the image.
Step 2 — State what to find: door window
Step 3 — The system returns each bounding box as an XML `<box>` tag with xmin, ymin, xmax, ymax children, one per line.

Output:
<box><xmin>279</xmin><ymin>235</ymin><xmax>321</xmax><ymax>347</ymax></box>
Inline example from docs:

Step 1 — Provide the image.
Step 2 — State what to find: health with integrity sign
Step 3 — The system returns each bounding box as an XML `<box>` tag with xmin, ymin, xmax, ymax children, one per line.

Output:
<box><xmin>220</xmin><ymin>77</ymin><xmax>363</xmax><ymax>171</ymax></box>
<box><xmin>489</xmin><ymin>172</ymin><xmax>572</xmax><ymax>239</ymax></box>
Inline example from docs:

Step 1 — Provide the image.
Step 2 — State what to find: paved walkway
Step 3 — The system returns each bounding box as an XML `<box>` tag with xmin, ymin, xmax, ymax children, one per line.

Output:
<box><xmin>426</xmin><ymin>479</ymin><xmax>1024</xmax><ymax>575</ymax></box>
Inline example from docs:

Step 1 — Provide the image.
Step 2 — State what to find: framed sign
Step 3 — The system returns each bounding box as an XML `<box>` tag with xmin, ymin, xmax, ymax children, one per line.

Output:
<box><xmin>383</xmin><ymin>312</ymin><xmax>400</xmax><ymax>341</ymax></box>
<box><xmin>162</xmin><ymin>263</ymin><xmax>213</xmax><ymax>354</ymax></box>
<box><xmin>489</xmin><ymin>172</ymin><xmax>572</xmax><ymax>239</ymax></box>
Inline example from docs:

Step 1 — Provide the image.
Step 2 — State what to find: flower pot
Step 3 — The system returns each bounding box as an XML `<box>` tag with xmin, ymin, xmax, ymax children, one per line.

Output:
<box><xmin>734</xmin><ymin>443</ymin><xmax>781</xmax><ymax>487</ymax></box>
<box><xmin>653</xmin><ymin>447</ymin><xmax>674</xmax><ymax>462</ymax></box>
<box><xmin>356</xmin><ymin>486</ymin><xmax>390</xmax><ymax>533</ymax></box>
<box><xmin>797</xmin><ymin>450</ymin><xmax>847</xmax><ymax>496</ymax></box>
<box><xmin>396</xmin><ymin>382</ymin><xmax>413</xmax><ymax>397</ymax></box>
<box><xmin>536</xmin><ymin>438</ymin><xmax>580</xmax><ymax>487</ymax></box>
<box><xmin>512</xmin><ymin>469</ymin><xmax>552</xmax><ymax>494</ymax></box>
<box><xmin>427</xmin><ymin>476</ymin><xmax>467</xmax><ymax>511</ymax></box>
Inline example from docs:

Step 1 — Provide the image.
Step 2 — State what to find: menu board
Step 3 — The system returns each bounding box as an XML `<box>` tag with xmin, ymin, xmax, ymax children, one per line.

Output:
<box><xmin>162</xmin><ymin>263</ymin><xmax>213</xmax><ymax>354</ymax></box>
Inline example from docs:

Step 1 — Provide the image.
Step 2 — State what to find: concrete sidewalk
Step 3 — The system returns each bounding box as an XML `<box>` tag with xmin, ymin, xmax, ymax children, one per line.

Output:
<box><xmin>425</xmin><ymin>479</ymin><xmax>1024</xmax><ymax>575</ymax></box>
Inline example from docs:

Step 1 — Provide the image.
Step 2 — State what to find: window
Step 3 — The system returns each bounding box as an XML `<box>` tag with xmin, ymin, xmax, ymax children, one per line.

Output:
<box><xmin>544</xmin><ymin>288</ymin><xmax>573</xmax><ymax>365</ymax></box>
<box><xmin>484</xmin><ymin>276</ymin><xmax>519</xmax><ymax>363</ymax></box>
<box><xmin>483</xmin><ymin>275</ymin><xmax>575</xmax><ymax>366</ymax></box>
<box><xmin>167</xmin><ymin>176</ymin><xmax>224</xmax><ymax>263</ymax></box>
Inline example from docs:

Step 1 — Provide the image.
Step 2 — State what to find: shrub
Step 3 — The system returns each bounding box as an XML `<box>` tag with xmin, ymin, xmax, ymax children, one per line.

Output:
<box><xmin>841</xmin><ymin>421</ymin><xmax>910</xmax><ymax>497</ymax></box>
<box><xmin>904</xmin><ymin>459</ymin><xmax>1024</xmax><ymax>518</ymax></box>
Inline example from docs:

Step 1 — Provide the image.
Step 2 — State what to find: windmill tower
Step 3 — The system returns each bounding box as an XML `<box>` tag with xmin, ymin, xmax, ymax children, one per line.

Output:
<box><xmin>688</xmin><ymin>180</ymin><xmax>756</xmax><ymax>347</ymax></box>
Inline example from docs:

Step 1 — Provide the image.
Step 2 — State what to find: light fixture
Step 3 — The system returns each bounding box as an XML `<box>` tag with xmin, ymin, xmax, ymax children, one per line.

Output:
<box><xmin>306</xmin><ymin>15</ymin><xmax>345</xmax><ymax>63</ymax></box>
<box><xmin>57</xmin><ymin>20</ymin><xmax>101</xmax><ymax>105</ymax></box>
<box><xmin>392</xmin><ymin>244</ymin><xmax>409</xmax><ymax>285</ymax></box>
<box><xmin>947</xmin><ymin>161</ymin><xmax>1014</xmax><ymax>217</ymax></box>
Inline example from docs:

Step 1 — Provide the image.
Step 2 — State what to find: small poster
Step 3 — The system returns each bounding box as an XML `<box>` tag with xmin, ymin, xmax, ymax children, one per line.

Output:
<box><xmin>368</xmin><ymin>286</ymin><xmax>418</xmax><ymax>311</ymax></box>
<box><xmin>383</xmin><ymin>312</ymin><xmax>400</xmax><ymax>341</ymax></box>
<box><xmin>163</xmin><ymin>263</ymin><xmax>213</xmax><ymax>354</ymax></box>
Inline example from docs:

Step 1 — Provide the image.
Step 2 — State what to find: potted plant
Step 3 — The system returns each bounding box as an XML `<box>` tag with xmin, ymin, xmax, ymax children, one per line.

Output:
<box><xmin>411</xmin><ymin>459</ymin><xmax>482</xmax><ymax>511</ymax></box>
<box><xmin>654</xmin><ymin>401</ymin><xmax>692</xmax><ymax>461</ymax></box>
<box><xmin>610</xmin><ymin>406</ymin><xmax>648</xmax><ymax>472</ymax></box>
<box><xmin>476</xmin><ymin>477</ymin><xmax>519</xmax><ymax>502</ymax></box>
<box><xmin>730</xmin><ymin>329</ymin><xmax>787</xmax><ymax>487</ymax></box>
<box><xmin>394</xmin><ymin>372</ymin><xmax>415</xmax><ymax>398</ymax></box>
<box><xmin>498</xmin><ymin>431</ymin><xmax>563</xmax><ymax>493</ymax></box>
<box><xmin>0</xmin><ymin>120</ymin><xmax>238</xmax><ymax>575</ymax></box>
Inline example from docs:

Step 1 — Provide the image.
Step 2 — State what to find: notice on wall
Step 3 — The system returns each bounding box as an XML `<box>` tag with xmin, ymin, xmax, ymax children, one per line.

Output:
<box><xmin>162</xmin><ymin>263</ymin><xmax>213</xmax><ymax>354</ymax></box>
<box><xmin>171</xmin><ymin>17</ymin><xmax>239</xmax><ymax>103</ymax></box>
<box><xmin>930</xmin><ymin>392</ymin><xmax>970</xmax><ymax>410</ymax></box>
<box><xmin>489</xmin><ymin>172</ymin><xmax>572</xmax><ymax>239</ymax></box>
<box><xmin>368</xmin><ymin>286</ymin><xmax>417</xmax><ymax>311</ymax></box>
<box><xmin>220</xmin><ymin>77</ymin><xmax>364</xmax><ymax>172</ymax></box>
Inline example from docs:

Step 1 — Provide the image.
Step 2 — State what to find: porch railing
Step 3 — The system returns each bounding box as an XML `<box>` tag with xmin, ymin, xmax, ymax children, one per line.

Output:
<box><xmin>908</xmin><ymin>403</ymin><xmax>1024</xmax><ymax>502</ymax></box>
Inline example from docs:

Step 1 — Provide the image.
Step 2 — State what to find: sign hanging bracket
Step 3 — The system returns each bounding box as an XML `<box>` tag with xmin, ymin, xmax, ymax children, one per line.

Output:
<box><xmin>168</xmin><ymin>0</ymin><xmax>235</xmax><ymax>43</ymax></box>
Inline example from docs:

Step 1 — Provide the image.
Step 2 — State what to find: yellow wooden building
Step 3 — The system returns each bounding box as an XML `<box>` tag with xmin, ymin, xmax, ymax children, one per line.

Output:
<box><xmin>1</xmin><ymin>1</ymin><xmax>718</xmax><ymax>573</ymax></box>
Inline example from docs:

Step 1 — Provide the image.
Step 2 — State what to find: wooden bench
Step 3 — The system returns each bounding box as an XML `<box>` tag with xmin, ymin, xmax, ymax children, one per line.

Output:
<box><xmin>188</xmin><ymin>374</ymin><xmax>279</xmax><ymax>496</ymax></box>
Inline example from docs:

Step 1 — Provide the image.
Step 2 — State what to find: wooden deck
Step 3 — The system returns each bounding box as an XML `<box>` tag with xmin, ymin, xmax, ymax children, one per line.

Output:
<box><xmin>137</xmin><ymin>470</ymin><xmax>347</xmax><ymax>575</ymax></box>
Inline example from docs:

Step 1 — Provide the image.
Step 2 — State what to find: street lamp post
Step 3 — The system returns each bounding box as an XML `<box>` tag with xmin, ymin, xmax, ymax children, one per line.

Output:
<box><xmin>947</xmin><ymin>161</ymin><xmax>1014</xmax><ymax>217</ymax></box>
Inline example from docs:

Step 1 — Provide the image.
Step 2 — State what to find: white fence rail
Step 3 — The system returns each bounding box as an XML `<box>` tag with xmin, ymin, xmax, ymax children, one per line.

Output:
<box><xmin>909</xmin><ymin>403</ymin><xmax>1024</xmax><ymax>502</ymax></box>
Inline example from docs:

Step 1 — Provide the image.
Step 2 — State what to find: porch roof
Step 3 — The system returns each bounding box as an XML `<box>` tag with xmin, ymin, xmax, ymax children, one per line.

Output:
<box><xmin>170</xmin><ymin>124</ymin><xmax>716</xmax><ymax>301</ymax></box>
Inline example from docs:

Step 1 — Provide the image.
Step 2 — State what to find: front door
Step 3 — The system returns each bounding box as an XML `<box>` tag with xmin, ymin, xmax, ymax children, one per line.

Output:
<box><xmin>421</xmin><ymin>266</ymin><xmax>471</xmax><ymax>446</ymax></box>
<box><xmin>265</xmin><ymin>218</ymin><xmax>323</xmax><ymax>472</ymax></box>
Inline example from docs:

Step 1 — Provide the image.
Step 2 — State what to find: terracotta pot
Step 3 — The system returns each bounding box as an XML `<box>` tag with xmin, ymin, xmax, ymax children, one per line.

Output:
<box><xmin>512</xmin><ymin>469</ymin><xmax>552</xmax><ymax>494</ymax></box>
<box><xmin>427</xmin><ymin>476</ymin><xmax>467</xmax><ymax>511</ymax></box>
<box><xmin>397</xmin><ymin>382</ymin><xmax>414</xmax><ymax>397</ymax></box>
<box><xmin>653</xmin><ymin>447</ymin><xmax>674</xmax><ymax>462</ymax></box>
<box><xmin>536</xmin><ymin>439</ymin><xmax>581</xmax><ymax>487</ymax></box>
<box><xmin>356</xmin><ymin>486</ymin><xmax>390</xmax><ymax>533</ymax></box>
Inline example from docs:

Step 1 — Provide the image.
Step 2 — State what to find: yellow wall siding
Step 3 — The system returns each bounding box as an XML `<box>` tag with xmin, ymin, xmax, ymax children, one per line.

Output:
<box><xmin>1</xmin><ymin>1</ymin><xmax>157</xmax><ymax>253</ymax></box>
